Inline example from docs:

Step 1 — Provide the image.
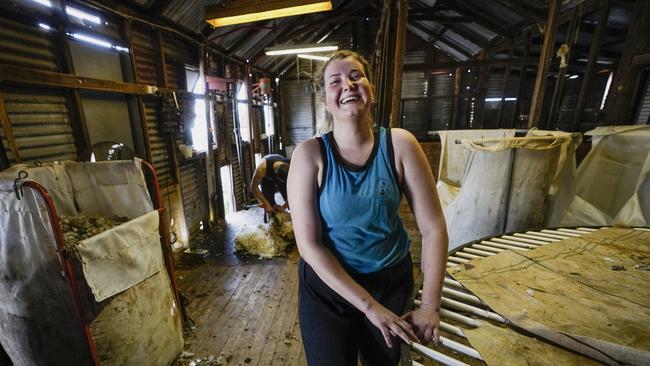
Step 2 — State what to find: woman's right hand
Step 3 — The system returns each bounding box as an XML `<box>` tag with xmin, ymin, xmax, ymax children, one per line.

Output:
<box><xmin>364</xmin><ymin>301</ymin><xmax>420</xmax><ymax>348</ymax></box>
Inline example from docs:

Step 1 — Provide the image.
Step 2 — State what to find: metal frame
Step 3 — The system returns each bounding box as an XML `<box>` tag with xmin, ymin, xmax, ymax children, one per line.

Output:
<box><xmin>403</xmin><ymin>225</ymin><xmax>649</xmax><ymax>366</ymax></box>
<box><xmin>21</xmin><ymin>160</ymin><xmax>185</xmax><ymax>366</ymax></box>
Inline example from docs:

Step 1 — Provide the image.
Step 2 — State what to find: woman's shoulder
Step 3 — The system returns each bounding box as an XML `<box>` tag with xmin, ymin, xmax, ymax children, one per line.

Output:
<box><xmin>293</xmin><ymin>138</ymin><xmax>323</xmax><ymax>163</ymax></box>
<box><xmin>388</xmin><ymin>128</ymin><xmax>418</xmax><ymax>150</ymax></box>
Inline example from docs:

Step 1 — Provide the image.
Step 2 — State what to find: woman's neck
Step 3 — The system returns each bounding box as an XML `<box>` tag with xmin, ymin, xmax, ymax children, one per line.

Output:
<box><xmin>331</xmin><ymin>118</ymin><xmax>373</xmax><ymax>149</ymax></box>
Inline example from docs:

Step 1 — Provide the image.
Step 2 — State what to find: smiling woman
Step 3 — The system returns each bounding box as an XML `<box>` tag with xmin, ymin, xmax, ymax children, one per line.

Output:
<box><xmin>288</xmin><ymin>50</ymin><xmax>449</xmax><ymax>366</ymax></box>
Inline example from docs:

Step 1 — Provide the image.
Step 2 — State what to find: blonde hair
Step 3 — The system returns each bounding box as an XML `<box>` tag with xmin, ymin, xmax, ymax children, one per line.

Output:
<box><xmin>314</xmin><ymin>50</ymin><xmax>374</xmax><ymax>136</ymax></box>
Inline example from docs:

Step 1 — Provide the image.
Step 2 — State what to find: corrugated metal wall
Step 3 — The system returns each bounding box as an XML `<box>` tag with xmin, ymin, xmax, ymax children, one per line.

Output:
<box><xmin>283</xmin><ymin>80</ymin><xmax>314</xmax><ymax>146</ymax></box>
<box><xmin>429</xmin><ymin>74</ymin><xmax>453</xmax><ymax>132</ymax></box>
<box><xmin>132</xmin><ymin>25</ymin><xmax>176</xmax><ymax>188</ymax></box>
<box><xmin>180</xmin><ymin>155</ymin><xmax>209</xmax><ymax>237</ymax></box>
<box><xmin>0</xmin><ymin>17</ymin><xmax>77</xmax><ymax>164</ymax></box>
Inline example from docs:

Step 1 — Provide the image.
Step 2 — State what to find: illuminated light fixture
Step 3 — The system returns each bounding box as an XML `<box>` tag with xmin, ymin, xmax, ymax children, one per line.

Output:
<box><xmin>485</xmin><ymin>97</ymin><xmax>517</xmax><ymax>102</ymax></box>
<box><xmin>38</xmin><ymin>23</ymin><xmax>51</xmax><ymax>30</ymax></box>
<box><xmin>265</xmin><ymin>43</ymin><xmax>337</xmax><ymax>56</ymax></box>
<box><xmin>31</xmin><ymin>0</ymin><xmax>51</xmax><ymax>7</ymax></box>
<box><xmin>66</xmin><ymin>6</ymin><xmax>101</xmax><ymax>24</ymax></box>
<box><xmin>205</xmin><ymin>0</ymin><xmax>332</xmax><ymax>28</ymax></box>
<box><xmin>297</xmin><ymin>54</ymin><xmax>329</xmax><ymax>62</ymax></box>
<box><xmin>68</xmin><ymin>32</ymin><xmax>129</xmax><ymax>53</ymax></box>
<box><xmin>70</xmin><ymin>33</ymin><xmax>112</xmax><ymax>48</ymax></box>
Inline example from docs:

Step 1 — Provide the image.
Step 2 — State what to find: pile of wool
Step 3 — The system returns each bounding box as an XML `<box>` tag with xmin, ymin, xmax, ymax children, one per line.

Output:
<box><xmin>60</xmin><ymin>215</ymin><xmax>129</xmax><ymax>247</ymax></box>
<box><xmin>234</xmin><ymin>212</ymin><xmax>294</xmax><ymax>258</ymax></box>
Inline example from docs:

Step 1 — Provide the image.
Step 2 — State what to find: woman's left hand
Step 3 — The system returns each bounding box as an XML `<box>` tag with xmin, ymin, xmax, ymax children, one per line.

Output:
<box><xmin>402</xmin><ymin>306</ymin><xmax>440</xmax><ymax>346</ymax></box>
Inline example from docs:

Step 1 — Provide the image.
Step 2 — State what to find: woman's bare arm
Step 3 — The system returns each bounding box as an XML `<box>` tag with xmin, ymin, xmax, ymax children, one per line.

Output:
<box><xmin>288</xmin><ymin>138</ymin><xmax>418</xmax><ymax>348</ymax></box>
<box><xmin>392</xmin><ymin>128</ymin><xmax>448</xmax><ymax>345</ymax></box>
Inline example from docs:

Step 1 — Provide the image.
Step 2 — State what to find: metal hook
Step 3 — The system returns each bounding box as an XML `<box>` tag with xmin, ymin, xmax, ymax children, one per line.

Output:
<box><xmin>34</xmin><ymin>160</ymin><xmax>43</xmax><ymax>167</ymax></box>
<box><xmin>13</xmin><ymin>170</ymin><xmax>28</xmax><ymax>200</ymax></box>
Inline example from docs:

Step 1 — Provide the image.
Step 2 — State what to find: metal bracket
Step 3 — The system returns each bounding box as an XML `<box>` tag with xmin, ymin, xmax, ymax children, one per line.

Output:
<box><xmin>13</xmin><ymin>170</ymin><xmax>28</xmax><ymax>200</ymax></box>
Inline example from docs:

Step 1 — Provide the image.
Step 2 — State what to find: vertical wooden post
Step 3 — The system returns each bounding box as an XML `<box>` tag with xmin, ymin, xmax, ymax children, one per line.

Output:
<box><xmin>474</xmin><ymin>52</ymin><xmax>491</xmax><ymax>128</ymax></box>
<box><xmin>451</xmin><ymin>66</ymin><xmax>462</xmax><ymax>129</ymax></box>
<box><xmin>546</xmin><ymin>5</ymin><xmax>581</xmax><ymax>130</ymax></box>
<box><xmin>52</xmin><ymin>27</ymin><xmax>91</xmax><ymax>158</ymax></box>
<box><xmin>497</xmin><ymin>43</ymin><xmax>514</xmax><ymax>127</ymax></box>
<box><xmin>121</xmin><ymin>19</ymin><xmax>151</xmax><ymax>162</ymax></box>
<box><xmin>602</xmin><ymin>0</ymin><xmax>650</xmax><ymax>124</ymax></box>
<box><xmin>0</xmin><ymin>94</ymin><xmax>20</xmax><ymax>163</ymax></box>
<box><xmin>390</xmin><ymin>0</ymin><xmax>409</xmax><ymax>127</ymax></box>
<box><xmin>512</xmin><ymin>30</ymin><xmax>531</xmax><ymax>128</ymax></box>
<box><xmin>153</xmin><ymin>30</ymin><xmax>180</xmax><ymax>184</ymax></box>
<box><xmin>528</xmin><ymin>0</ymin><xmax>562</xmax><ymax>129</ymax></box>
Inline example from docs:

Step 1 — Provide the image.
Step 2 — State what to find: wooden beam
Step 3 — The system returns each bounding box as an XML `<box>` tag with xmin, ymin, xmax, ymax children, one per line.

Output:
<box><xmin>121</xmin><ymin>18</ymin><xmax>152</xmax><ymax>163</ymax></box>
<box><xmin>572</xmin><ymin>0</ymin><xmax>611</xmax><ymax>130</ymax></box>
<box><xmin>52</xmin><ymin>22</ymin><xmax>91</xmax><ymax>159</ymax></box>
<box><xmin>493</xmin><ymin>0</ymin><xmax>546</xmax><ymax>21</ymax></box>
<box><xmin>496</xmin><ymin>43</ymin><xmax>513</xmax><ymax>127</ymax></box>
<box><xmin>512</xmin><ymin>30</ymin><xmax>531</xmax><ymax>128</ymax></box>
<box><xmin>474</xmin><ymin>53</ymin><xmax>491</xmax><ymax>128</ymax></box>
<box><xmin>603</xmin><ymin>0</ymin><xmax>650</xmax><ymax>124</ymax></box>
<box><xmin>490</xmin><ymin>0</ymin><xmax>601</xmax><ymax>55</ymax></box>
<box><xmin>404</xmin><ymin>58</ymin><xmax>538</xmax><ymax>72</ymax></box>
<box><xmin>452</xmin><ymin>0</ymin><xmax>513</xmax><ymax>37</ymax></box>
<box><xmin>546</xmin><ymin>5</ymin><xmax>581</xmax><ymax>129</ymax></box>
<box><xmin>149</xmin><ymin>0</ymin><xmax>175</xmax><ymax>18</ymax></box>
<box><xmin>450</xmin><ymin>66</ymin><xmax>462</xmax><ymax>129</ymax></box>
<box><xmin>390</xmin><ymin>0</ymin><xmax>409</xmax><ymax>128</ymax></box>
<box><xmin>632</xmin><ymin>53</ymin><xmax>650</xmax><ymax>66</ymax></box>
<box><xmin>527</xmin><ymin>0</ymin><xmax>561</xmax><ymax>129</ymax></box>
<box><xmin>0</xmin><ymin>94</ymin><xmax>20</xmax><ymax>163</ymax></box>
<box><xmin>444</xmin><ymin>23</ymin><xmax>489</xmax><ymax>48</ymax></box>
<box><xmin>0</xmin><ymin>65</ymin><xmax>159</xmax><ymax>95</ymax></box>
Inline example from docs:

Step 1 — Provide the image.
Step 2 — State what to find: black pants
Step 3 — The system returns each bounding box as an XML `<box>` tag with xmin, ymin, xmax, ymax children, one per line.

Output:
<box><xmin>298</xmin><ymin>255</ymin><xmax>414</xmax><ymax>366</ymax></box>
<box><xmin>260</xmin><ymin>180</ymin><xmax>287</xmax><ymax>207</ymax></box>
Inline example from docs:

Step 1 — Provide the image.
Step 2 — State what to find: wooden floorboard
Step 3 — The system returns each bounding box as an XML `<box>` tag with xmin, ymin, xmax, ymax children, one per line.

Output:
<box><xmin>174</xmin><ymin>205</ymin><xmax>423</xmax><ymax>365</ymax></box>
<box><xmin>173</xmin><ymin>208</ymin><xmax>307</xmax><ymax>365</ymax></box>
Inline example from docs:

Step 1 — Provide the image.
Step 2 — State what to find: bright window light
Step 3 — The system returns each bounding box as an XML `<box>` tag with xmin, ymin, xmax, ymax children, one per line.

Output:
<box><xmin>192</xmin><ymin>99</ymin><xmax>209</xmax><ymax>152</ymax></box>
<box><xmin>485</xmin><ymin>97</ymin><xmax>517</xmax><ymax>102</ymax></box>
<box><xmin>66</xmin><ymin>6</ymin><xmax>101</xmax><ymax>24</ymax></box>
<box><xmin>38</xmin><ymin>23</ymin><xmax>51</xmax><ymax>30</ymax></box>
<box><xmin>70</xmin><ymin>33</ymin><xmax>112</xmax><ymax>48</ymax></box>
<box><xmin>600</xmin><ymin>71</ymin><xmax>613</xmax><ymax>110</ymax></box>
<box><xmin>69</xmin><ymin>32</ymin><xmax>129</xmax><ymax>53</ymax></box>
<box><xmin>31</xmin><ymin>0</ymin><xmax>51</xmax><ymax>7</ymax></box>
<box><xmin>236</xmin><ymin>83</ymin><xmax>251</xmax><ymax>142</ymax></box>
<box><xmin>297</xmin><ymin>54</ymin><xmax>329</xmax><ymax>62</ymax></box>
<box><xmin>264</xmin><ymin>103</ymin><xmax>275</xmax><ymax>136</ymax></box>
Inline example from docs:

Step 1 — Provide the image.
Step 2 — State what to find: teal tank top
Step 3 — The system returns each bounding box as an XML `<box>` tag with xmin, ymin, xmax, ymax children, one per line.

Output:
<box><xmin>317</xmin><ymin>127</ymin><xmax>410</xmax><ymax>274</ymax></box>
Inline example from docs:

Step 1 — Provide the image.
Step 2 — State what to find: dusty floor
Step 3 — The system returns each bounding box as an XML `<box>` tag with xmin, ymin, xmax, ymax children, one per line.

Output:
<box><xmin>173</xmin><ymin>206</ymin><xmax>307</xmax><ymax>365</ymax></box>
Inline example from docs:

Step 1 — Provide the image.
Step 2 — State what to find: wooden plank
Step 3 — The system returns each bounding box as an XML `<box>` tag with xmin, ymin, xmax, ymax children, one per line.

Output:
<box><xmin>496</xmin><ymin>43</ymin><xmax>513</xmax><ymax>128</ymax></box>
<box><xmin>545</xmin><ymin>5</ymin><xmax>581</xmax><ymax>130</ymax></box>
<box><xmin>270</xmin><ymin>259</ymin><xmax>301</xmax><ymax>365</ymax></box>
<box><xmin>602</xmin><ymin>0</ymin><xmax>650</xmax><ymax>123</ymax></box>
<box><xmin>390</xmin><ymin>0</ymin><xmax>409</xmax><ymax>128</ymax></box>
<box><xmin>403</xmin><ymin>59</ymin><xmax>540</xmax><ymax>73</ymax></box>
<box><xmin>512</xmin><ymin>30</ymin><xmax>531</xmax><ymax>128</ymax></box>
<box><xmin>450</xmin><ymin>66</ymin><xmax>461</xmax><ymax>129</ymax></box>
<box><xmin>257</xmin><ymin>256</ymin><xmax>300</xmax><ymax>365</ymax></box>
<box><xmin>194</xmin><ymin>264</ymin><xmax>265</xmax><ymax>354</ymax></box>
<box><xmin>0</xmin><ymin>64</ymin><xmax>157</xmax><ymax>95</ymax></box>
<box><xmin>219</xmin><ymin>264</ymin><xmax>280</xmax><ymax>363</ymax></box>
<box><xmin>527</xmin><ymin>0</ymin><xmax>562</xmax><ymax>128</ymax></box>
<box><xmin>247</xmin><ymin>263</ymin><xmax>294</xmax><ymax>365</ymax></box>
<box><xmin>0</xmin><ymin>94</ymin><xmax>21</xmax><ymax>163</ymax></box>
